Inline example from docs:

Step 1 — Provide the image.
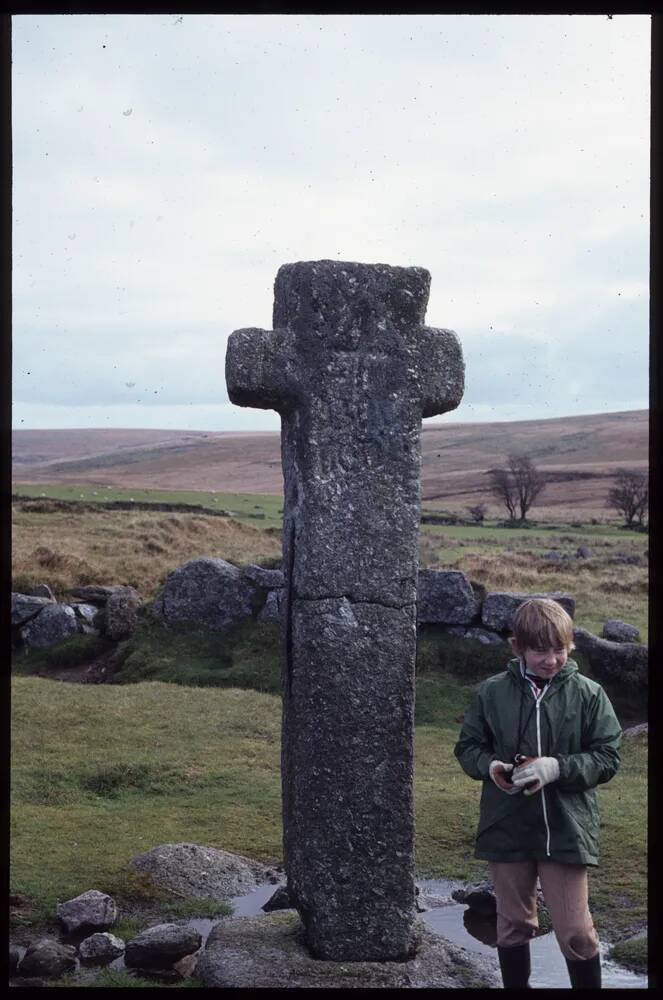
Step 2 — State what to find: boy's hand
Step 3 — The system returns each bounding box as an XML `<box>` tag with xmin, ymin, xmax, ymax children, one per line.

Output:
<box><xmin>489</xmin><ymin>760</ymin><xmax>522</xmax><ymax>794</ymax></box>
<box><xmin>512</xmin><ymin>756</ymin><xmax>560</xmax><ymax>795</ymax></box>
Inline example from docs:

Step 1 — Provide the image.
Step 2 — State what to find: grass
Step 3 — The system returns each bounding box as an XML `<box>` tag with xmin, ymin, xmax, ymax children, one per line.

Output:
<box><xmin>13</xmin><ymin>483</ymin><xmax>285</xmax><ymax>528</ymax></box>
<box><xmin>53</xmin><ymin>969</ymin><xmax>206</xmax><ymax>988</ymax></box>
<box><xmin>9</xmin><ymin>486</ymin><xmax>648</xmax><ymax>983</ymax></box>
<box><xmin>12</xmin><ymin>490</ymin><xmax>647</xmax><ymax>641</ymax></box>
<box><xmin>419</xmin><ymin>523</ymin><xmax>648</xmax><ymax>643</ymax></box>
<box><xmin>12</xmin><ymin>502</ymin><xmax>281</xmax><ymax>602</ymax></box>
<box><xmin>608</xmin><ymin>936</ymin><xmax>647</xmax><ymax>974</ymax></box>
<box><xmin>11</xmin><ymin>631</ymin><xmax>646</xmax><ymax>952</ymax></box>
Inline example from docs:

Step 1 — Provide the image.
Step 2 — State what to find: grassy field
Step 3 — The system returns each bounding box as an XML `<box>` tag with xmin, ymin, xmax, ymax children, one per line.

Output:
<box><xmin>10</xmin><ymin>485</ymin><xmax>648</xmax><ymax>983</ymax></box>
<box><xmin>12</xmin><ymin>486</ymin><xmax>648</xmax><ymax>640</ymax></box>
<box><xmin>13</xmin><ymin>483</ymin><xmax>285</xmax><ymax>528</ymax></box>
<box><xmin>10</xmin><ymin>646</ymin><xmax>646</xmax><ymax>955</ymax></box>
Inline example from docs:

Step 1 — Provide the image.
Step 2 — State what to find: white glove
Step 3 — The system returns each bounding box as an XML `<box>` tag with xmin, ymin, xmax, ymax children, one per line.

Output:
<box><xmin>512</xmin><ymin>756</ymin><xmax>560</xmax><ymax>796</ymax></box>
<box><xmin>489</xmin><ymin>760</ymin><xmax>522</xmax><ymax>795</ymax></box>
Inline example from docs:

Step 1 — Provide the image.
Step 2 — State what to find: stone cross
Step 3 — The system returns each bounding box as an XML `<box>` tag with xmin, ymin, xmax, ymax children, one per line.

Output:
<box><xmin>225</xmin><ymin>260</ymin><xmax>464</xmax><ymax>961</ymax></box>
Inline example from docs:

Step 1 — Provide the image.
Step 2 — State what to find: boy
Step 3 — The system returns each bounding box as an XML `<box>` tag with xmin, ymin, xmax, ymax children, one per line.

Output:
<box><xmin>454</xmin><ymin>598</ymin><xmax>622</xmax><ymax>989</ymax></box>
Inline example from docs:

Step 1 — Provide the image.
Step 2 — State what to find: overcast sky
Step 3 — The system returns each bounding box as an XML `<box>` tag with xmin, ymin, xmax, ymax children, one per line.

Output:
<box><xmin>12</xmin><ymin>13</ymin><xmax>650</xmax><ymax>432</ymax></box>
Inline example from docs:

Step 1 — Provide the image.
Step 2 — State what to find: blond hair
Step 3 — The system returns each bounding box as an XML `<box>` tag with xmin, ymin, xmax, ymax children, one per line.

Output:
<box><xmin>511</xmin><ymin>598</ymin><xmax>574</xmax><ymax>652</ymax></box>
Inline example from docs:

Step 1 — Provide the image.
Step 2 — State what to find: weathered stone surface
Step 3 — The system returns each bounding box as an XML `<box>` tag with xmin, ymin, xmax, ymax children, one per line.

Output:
<box><xmin>446</xmin><ymin>626</ymin><xmax>505</xmax><ymax>645</ymax></box>
<box><xmin>11</xmin><ymin>593</ymin><xmax>53</xmax><ymax>626</ymax></box>
<box><xmin>417</xmin><ymin>569</ymin><xmax>479</xmax><ymax>625</ymax></box>
<box><xmin>262</xmin><ymin>884</ymin><xmax>292</xmax><ymax>912</ymax></box>
<box><xmin>576</xmin><ymin>546</ymin><xmax>595</xmax><ymax>559</ymax></box>
<box><xmin>124</xmin><ymin>923</ymin><xmax>202</xmax><ymax>970</ymax></box>
<box><xmin>481</xmin><ymin>591</ymin><xmax>575</xmax><ymax>633</ymax></box>
<box><xmin>257</xmin><ymin>588</ymin><xmax>284</xmax><ymax>623</ymax></box>
<box><xmin>105</xmin><ymin>586</ymin><xmax>140</xmax><ymax>640</ymax></box>
<box><xmin>173</xmin><ymin>952</ymin><xmax>200</xmax><ymax>979</ymax></box>
<box><xmin>72</xmin><ymin>602</ymin><xmax>99</xmax><ymax>625</ymax></box>
<box><xmin>241</xmin><ymin>564</ymin><xmax>284</xmax><ymax>591</ymax></box>
<box><xmin>196</xmin><ymin>910</ymin><xmax>497</xmax><ymax>988</ymax></box>
<box><xmin>21</xmin><ymin>603</ymin><xmax>79</xmax><ymax>648</ymax></box>
<box><xmin>78</xmin><ymin>932</ymin><xmax>125</xmax><ymax>962</ymax></box>
<box><xmin>623</xmin><ymin>723</ymin><xmax>648</xmax><ymax>738</ymax></box>
<box><xmin>451</xmin><ymin>882</ymin><xmax>496</xmax><ymax>916</ymax></box>
<box><xmin>68</xmin><ymin>585</ymin><xmax>122</xmax><ymax>605</ymax></box>
<box><xmin>573</xmin><ymin>628</ymin><xmax>647</xmax><ymax>688</ymax></box>
<box><xmin>17</xmin><ymin>938</ymin><xmax>77</xmax><ymax>978</ymax></box>
<box><xmin>226</xmin><ymin>260</ymin><xmax>464</xmax><ymax>961</ymax></box>
<box><xmin>128</xmin><ymin>843</ymin><xmax>269</xmax><ymax>900</ymax></box>
<box><xmin>602</xmin><ymin>619</ymin><xmax>641</xmax><ymax>643</ymax></box>
<box><xmin>30</xmin><ymin>583</ymin><xmax>56</xmax><ymax>601</ymax></box>
<box><xmin>9</xmin><ymin>944</ymin><xmax>21</xmax><ymax>974</ymax></box>
<box><xmin>152</xmin><ymin>558</ymin><xmax>256</xmax><ymax>630</ymax></box>
<box><xmin>56</xmin><ymin>890</ymin><xmax>118</xmax><ymax>933</ymax></box>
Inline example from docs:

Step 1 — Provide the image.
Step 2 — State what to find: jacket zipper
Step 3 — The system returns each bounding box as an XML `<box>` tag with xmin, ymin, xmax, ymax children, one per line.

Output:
<box><xmin>535</xmin><ymin>692</ymin><xmax>552</xmax><ymax>857</ymax></box>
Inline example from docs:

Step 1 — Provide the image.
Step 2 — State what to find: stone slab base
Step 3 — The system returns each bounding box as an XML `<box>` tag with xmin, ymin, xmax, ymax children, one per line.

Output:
<box><xmin>196</xmin><ymin>910</ymin><xmax>498</xmax><ymax>989</ymax></box>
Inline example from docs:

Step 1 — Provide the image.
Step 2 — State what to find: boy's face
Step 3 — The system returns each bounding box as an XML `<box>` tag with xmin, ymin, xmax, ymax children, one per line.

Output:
<box><xmin>519</xmin><ymin>644</ymin><xmax>570</xmax><ymax>679</ymax></box>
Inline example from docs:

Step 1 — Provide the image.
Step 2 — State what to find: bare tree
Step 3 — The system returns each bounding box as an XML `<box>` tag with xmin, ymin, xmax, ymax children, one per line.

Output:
<box><xmin>467</xmin><ymin>502</ymin><xmax>487</xmax><ymax>524</ymax></box>
<box><xmin>488</xmin><ymin>453</ymin><xmax>546</xmax><ymax>523</ymax></box>
<box><xmin>606</xmin><ymin>469</ymin><xmax>648</xmax><ymax>527</ymax></box>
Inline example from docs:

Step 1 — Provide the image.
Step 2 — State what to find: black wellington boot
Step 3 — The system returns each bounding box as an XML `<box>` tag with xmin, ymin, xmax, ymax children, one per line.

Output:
<box><xmin>497</xmin><ymin>943</ymin><xmax>532</xmax><ymax>989</ymax></box>
<box><xmin>565</xmin><ymin>952</ymin><xmax>601</xmax><ymax>989</ymax></box>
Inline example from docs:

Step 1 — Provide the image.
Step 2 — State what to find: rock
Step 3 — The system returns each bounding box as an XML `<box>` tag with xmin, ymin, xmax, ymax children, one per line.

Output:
<box><xmin>241</xmin><ymin>564</ymin><xmax>284</xmax><ymax>591</ymax></box>
<box><xmin>128</xmin><ymin>842</ymin><xmax>269</xmax><ymax>900</ymax></box>
<box><xmin>30</xmin><ymin>583</ymin><xmax>56</xmax><ymax>601</ymax></box>
<box><xmin>9</xmin><ymin>944</ymin><xmax>21</xmax><ymax>974</ymax></box>
<box><xmin>611</xmin><ymin>552</ymin><xmax>644</xmax><ymax>566</ymax></box>
<box><xmin>622</xmin><ymin>723</ymin><xmax>648</xmax><ymax>738</ymax></box>
<box><xmin>105</xmin><ymin>586</ymin><xmax>140</xmax><ymax>640</ymax></box>
<box><xmin>573</xmin><ymin>628</ymin><xmax>648</xmax><ymax>688</ymax></box>
<box><xmin>602</xmin><ymin>619</ymin><xmax>641</xmax><ymax>643</ymax></box>
<box><xmin>173</xmin><ymin>953</ymin><xmax>200</xmax><ymax>979</ymax></box>
<box><xmin>481</xmin><ymin>592</ymin><xmax>575</xmax><ymax>633</ymax></box>
<box><xmin>17</xmin><ymin>938</ymin><xmax>77</xmax><ymax>978</ymax></box>
<box><xmin>542</xmin><ymin>551</ymin><xmax>563</xmax><ymax>561</ymax></box>
<box><xmin>196</xmin><ymin>910</ymin><xmax>497</xmax><ymax>988</ymax></box>
<box><xmin>56</xmin><ymin>889</ymin><xmax>118</xmax><ymax>933</ymax></box>
<box><xmin>125</xmin><ymin>923</ymin><xmax>202</xmax><ymax>970</ymax></box>
<box><xmin>576</xmin><ymin>546</ymin><xmax>595</xmax><ymax>559</ymax></box>
<box><xmin>68</xmin><ymin>585</ymin><xmax>122</xmax><ymax>605</ymax></box>
<box><xmin>451</xmin><ymin>881</ymin><xmax>496</xmax><ymax>917</ymax></box>
<box><xmin>20</xmin><ymin>603</ymin><xmax>79</xmax><ymax>649</ymax></box>
<box><xmin>446</xmin><ymin>626</ymin><xmax>504</xmax><ymax>645</ymax></box>
<box><xmin>257</xmin><ymin>588</ymin><xmax>284</xmax><ymax>623</ymax></box>
<box><xmin>11</xmin><ymin>593</ymin><xmax>54</xmax><ymax>626</ymax></box>
<box><xmin>417</xmin><ymin>570</ymin><xmax>480</xmax><ymax>625</ymax></box>
<box><xmin>262</xmin><ymin>884</ymin><xmax>292</xmax><ymax>912</ymax></box>
<box><xmin>78</xmin><ymin>932</ymin><xmax>125</xmax><ymax>962</ymax></box>
<box><xmin>226</xmin><ymin>260</ymin><xmax>465</xmax><ymax>962</ymax></box>
<box><xmin>152</xmin><ymin>558</ymin><xmax>257</xmax><ymax>631</ymax></box>
<box><xmin>72</xmin><ymin>603</ymin><xmax>100</xmax><ymax>626</ymax></box>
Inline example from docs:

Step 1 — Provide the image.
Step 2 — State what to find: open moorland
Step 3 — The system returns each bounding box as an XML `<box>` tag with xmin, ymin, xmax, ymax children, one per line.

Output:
<box><xmin>12</xmin><ymin>408</ymin><xmax>648</xmax><ymax>520</ymax></box>
<box><xmin>10</xmin><ymin>413</ymin><xmax>648</xmax><ymax>985</ymax></box>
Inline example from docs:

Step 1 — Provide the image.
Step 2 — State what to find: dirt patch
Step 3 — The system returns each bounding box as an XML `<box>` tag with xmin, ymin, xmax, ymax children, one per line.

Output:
<box><xmin>35</xmin><ymin>650</ymin><xmax>122</xmax><ymax>685</ymax></box>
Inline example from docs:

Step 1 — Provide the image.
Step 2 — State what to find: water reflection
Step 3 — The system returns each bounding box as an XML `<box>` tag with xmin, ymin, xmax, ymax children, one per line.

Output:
<box><xmin>417</xmin><ymin>879</ymin><xmax>647</xmax><ymax>990</ymax></box>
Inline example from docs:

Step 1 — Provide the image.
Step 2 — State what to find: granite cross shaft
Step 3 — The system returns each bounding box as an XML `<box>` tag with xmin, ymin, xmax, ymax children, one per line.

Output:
<box><xmin>225</xmin><ymin>260</ymin><xmax>464</xmax><ymax>961</ymax></box>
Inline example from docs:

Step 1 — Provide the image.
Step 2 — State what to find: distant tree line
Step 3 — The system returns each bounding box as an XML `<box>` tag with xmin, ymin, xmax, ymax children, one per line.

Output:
<box><xmin>481</xmin><ymin>455</ymin><xmax>647</xmax><ymax>528</ymax></box>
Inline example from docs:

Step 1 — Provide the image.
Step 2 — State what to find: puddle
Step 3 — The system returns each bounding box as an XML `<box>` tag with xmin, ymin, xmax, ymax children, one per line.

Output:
<box><xmin>11</xmin><ymin>879</ymin><xmax>647</xmax><ymax>988</ymax></box>
<box><xmin>418</xmin><ymin>878</ymin><xmax>648</xmax><ymax>990</ymax></box>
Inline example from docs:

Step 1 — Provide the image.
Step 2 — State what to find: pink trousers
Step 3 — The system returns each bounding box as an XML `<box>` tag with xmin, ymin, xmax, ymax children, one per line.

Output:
<box><xmin>488</xmin><ymin>860</ymin><xmax>600</xmax><ymax>961</ymax></box>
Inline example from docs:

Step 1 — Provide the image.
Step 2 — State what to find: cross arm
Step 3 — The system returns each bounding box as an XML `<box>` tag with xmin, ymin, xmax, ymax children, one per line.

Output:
<box><xmin>225</xmin><ymin>326</ymin><xmax>299</xmax><ymax>413</ymax></box>
<box><xmin>415</xmin><ymin>326</ymin><xmax>465</xmax><ymax>418</ymax></box>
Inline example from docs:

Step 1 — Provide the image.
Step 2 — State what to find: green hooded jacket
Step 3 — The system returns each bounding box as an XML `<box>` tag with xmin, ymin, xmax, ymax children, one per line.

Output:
<box><xmin>453</xmin><ymin>658</ymin><xmax>622</xmax><ymax>866</ymax></box>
